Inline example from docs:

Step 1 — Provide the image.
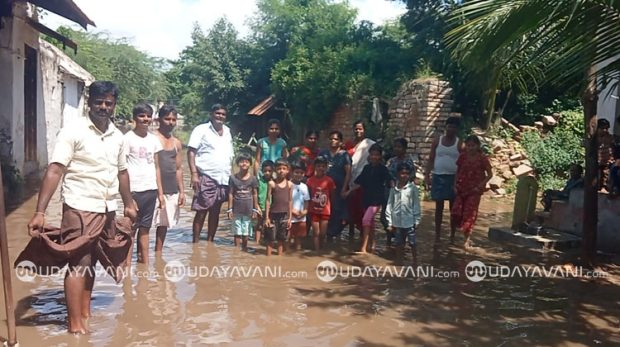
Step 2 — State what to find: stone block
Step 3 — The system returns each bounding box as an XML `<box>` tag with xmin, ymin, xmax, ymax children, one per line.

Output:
<box><xmin>513</xmin><ymin>164</ymin><xmax>534</xmax><ymax>177</ymax></box>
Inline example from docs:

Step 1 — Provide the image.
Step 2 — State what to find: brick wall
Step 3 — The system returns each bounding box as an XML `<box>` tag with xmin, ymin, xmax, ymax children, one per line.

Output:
<box><xmin>386</xmin><ymin>78</ymin><xmax>459</xmax><ymax>168</ymax></box>
<box><xmin>318</xmin><ymin>79</ymin><xmax>457</xmax><ymax>169</ymax></box>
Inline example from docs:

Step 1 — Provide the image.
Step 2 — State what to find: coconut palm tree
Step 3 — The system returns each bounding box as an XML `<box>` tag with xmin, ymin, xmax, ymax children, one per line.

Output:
<box><xmin>445</xmin><ymin>0</ymin><xmax>620</xmax><ymax>263</ymax></box>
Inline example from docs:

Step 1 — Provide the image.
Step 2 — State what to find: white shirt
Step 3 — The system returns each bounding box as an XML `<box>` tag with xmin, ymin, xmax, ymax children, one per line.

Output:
<box><xmin>187</xmin><ymin>121</ymin><xmax>234</xmax><ymax>185</ymax></box>
<box><xmin>386</xmin><ymin>182</ymin><xmax>422</xmax><ymax>228</ymax></box>
<box><xmin>124</xmin><ymin>130</ymin><xmax>162</xmax><ymax>192</ymax></box>
<box><xmin>50</xmin><ymin>116</ymin><xmax>126</xmax><ymax>213</ymax></box>
<box><xmin>291</xmin><ymin>182</ymin><xmax>310</xmax><ymax>223</ymax></box>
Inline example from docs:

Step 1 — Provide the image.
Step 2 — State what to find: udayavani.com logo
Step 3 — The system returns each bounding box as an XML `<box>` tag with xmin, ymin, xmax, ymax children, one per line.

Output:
<box><xmin>464</xmin><ymin>260</ymin><xmax>608</xmax><ymax>282</ymax></box>
<box><xmin>315</xmin><ymin>260</ymin><xmax>459</xmax><ymax>282</ymax></box>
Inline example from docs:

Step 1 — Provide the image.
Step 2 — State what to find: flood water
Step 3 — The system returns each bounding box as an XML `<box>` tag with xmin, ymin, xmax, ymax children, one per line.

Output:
<box><xmin>1</xmin><ymin>163</ymin><xmax>619</xmax><ymax>346</ymax></box>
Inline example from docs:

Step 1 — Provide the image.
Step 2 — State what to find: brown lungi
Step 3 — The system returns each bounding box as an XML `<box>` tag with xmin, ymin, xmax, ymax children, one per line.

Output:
<box><xmin>15</xmin><ymin>204</ymin><xmax>132</xmax><ymax>283</ymax></box>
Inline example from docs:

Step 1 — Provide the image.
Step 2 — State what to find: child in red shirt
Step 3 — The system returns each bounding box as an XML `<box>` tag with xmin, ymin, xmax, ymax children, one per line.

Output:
<box><xmin>451</xmin><ymin>135</ymin><xmax>493</xmax><ymax>249</ymax></box>
<box><xmin>307</xmin><ymin>156</ymin><xmax>336</xmax><ymax>251</ymax></box>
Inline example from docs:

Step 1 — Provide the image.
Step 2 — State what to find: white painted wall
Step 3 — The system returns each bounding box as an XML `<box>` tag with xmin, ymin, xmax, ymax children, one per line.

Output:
<box><xmin>0</xmin><ymin>3</ymin><xmax>93</xmax><ymax>175</ymax></box>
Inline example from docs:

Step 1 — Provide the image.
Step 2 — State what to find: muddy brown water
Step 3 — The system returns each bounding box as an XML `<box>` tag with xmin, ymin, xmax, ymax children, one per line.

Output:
<box><xmin>1</xmin><ymin>164</ymin><xmax>619</xmax><ymax>346</ymax></box>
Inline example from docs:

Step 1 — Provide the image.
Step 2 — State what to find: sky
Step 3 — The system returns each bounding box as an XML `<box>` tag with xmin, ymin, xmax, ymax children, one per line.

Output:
<box><xmin>42</xmin><ymin>0</ymin><xmax>407</xmax><ymax>60</ymax></box>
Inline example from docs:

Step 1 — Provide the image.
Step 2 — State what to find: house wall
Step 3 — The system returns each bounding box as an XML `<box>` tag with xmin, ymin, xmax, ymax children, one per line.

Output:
<box><xmin>0</xmin><ymin>3</ymin><xmax>40</xmax><ymax>174</ymax></box>
<box><xmin>546</xmin><ymin>189</ymin><xmax>620</xmax><ymax>253</ymax></box>
<box><xmin>597</xmin><ymin>83</ymin><xmax>619</xmax><ymax>136</ymax></box>
<box><xmin>0</xmin><ymin>3</ymin><xmax>93</xmax><ymax>176</ymax></box>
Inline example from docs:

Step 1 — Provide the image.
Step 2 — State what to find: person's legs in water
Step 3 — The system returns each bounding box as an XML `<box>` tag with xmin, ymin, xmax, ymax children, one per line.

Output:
<box><xmin>207</xmin><ymin>201</ymin><xmax>223</xmax><ymax>241</ymax></box>
<box><xmin>66</xmin><ymin>245</ymin><xmax>96</xmax><ymax>334</ymax></box>
<box><xmin>358</xmin><ymin>206</ymin><xmax>380</xmax><ymax>253</ymax></box>
<box><xmin>192</xmin><ymin>210</ymin><xmax>207</xmax><ymax>243</ymax></box>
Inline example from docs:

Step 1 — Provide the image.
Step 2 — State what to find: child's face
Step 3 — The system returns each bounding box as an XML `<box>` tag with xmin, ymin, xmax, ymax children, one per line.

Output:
<box><xmin>159</xmin><ymin>113</ymin><xmax>177</xmax><ymax>132</ymax></box>
<box><xmin>292</xmin><ymin>168</ymin><xmax>305</xmax><ymax>182</ymax></box>
<box><xmin>268</xmin><ymin>123</ymin><xmax>280</xmax><ymax>138</ymax></box>
<box><xmin>368</xmin><ymin>150</ymin><xmax>382</xmax><ymax>165</ymax></box>
<box><xmin>393</xmin><ymin>142</ymin><xmax>405</xmax><ymax>157</ymax></box>
<box><xmin>465</xmin><ymin>141</ymin><xmax>479</xmax><ymax>153</ymax></box>
<box><xmin>598</xmin><ymin>126</ymin><xmax>609</xmax><ymax>136</ymax></box>
<box><xmin>398</xmin><ymin>169</ymin><xmax>411</xmax><ymax>183</ymax></box>
<box><xmin>134</xmin><ymin>112</ymin><xmax>152</xmax><ymax>131</ymax></box>
<box><xmin>315</xmin><ymin>163</ymin><xmax>327</xmax><ymax>176</ymax></box>
<box><xmin>237</xmin><ymin>159</ymin><xmax>251</xmax><ymax>171</ymax></box>
<box><xmin>262</xmin><ymin>166</ymin><xmax>274</xmax><ymax>180</ymax></box>
<box><xmin>276</xmin><ymin>164</ymin><xmax>289</xmax><ymax>179</ymax></box>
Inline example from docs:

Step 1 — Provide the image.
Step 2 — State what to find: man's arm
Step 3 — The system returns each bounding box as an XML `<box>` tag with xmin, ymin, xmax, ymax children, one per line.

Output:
<box><xmin>118</xmin><ymin>169</ymin><xmax>137</xmax><ymax>221</ymax></box>
<box><xmin>425</xmin><ymin>137</ymin><xmax>439</xmax><ymax>187</ymax></box>
<box><xmin>187</xmin><ymin>147</ymin><xmax>199</xmax><ymax>192</ymax></box>
<box><xmin>154</xmin><ymin>152</ymin><xmax>164</xmax><ymax>208</ymax></box>
<box><xmin>254</xmin><ymin>144</ymin><xmax>262</xmax><ymax>176</ymax></box>
<box><xmin>27</xmin><ymin>163</ymin><xmax>65</xmax><ymax>237</ymax></box>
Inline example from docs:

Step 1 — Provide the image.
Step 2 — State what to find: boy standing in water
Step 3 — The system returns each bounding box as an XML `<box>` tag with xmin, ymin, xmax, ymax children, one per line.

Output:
<box><xmin>425</xmin><ymin>116</ymin><xmax>462</xmax><ymax>243</ymax></box>
<box><xmin>125</xmin><ymin>103</ymin><xmax>163</xmax><ymax>268</ymax></box>
<box><xmin>227</xmin><ymin>153</ymin><xmax>259</xmax><ymax>251</ymax></box>
<box><xmin>452</xmin><ymin>135</ymin><xmax>493</xmax><ymax>249</ymax></box>
<box><xmin>289</xmin><ymin>161</ymin><xmax>310</xmax><ymax>251</ymax></box>
<box><xmin>386</xmin><ymin>163</ymin><xmax>421</xmax><ymax>265</ymax></box>
<box><xmin>265</xmin><ymin>159</ymin><xmax>293</xmax><ymax>256</ymax></box>
<box><xmin>153</xmin><ymin>105</ymin><xmax>185</xmax><ymax>253</ymax></box>
<box><xmin>307</xmin><ymin>156</ymin><xmax>336</xmax><ymax>251</ymax></box>
<box><xmin>256</xmin><ymin>160</ymin><xmax>275</xmax><ymax>244</ymax></box>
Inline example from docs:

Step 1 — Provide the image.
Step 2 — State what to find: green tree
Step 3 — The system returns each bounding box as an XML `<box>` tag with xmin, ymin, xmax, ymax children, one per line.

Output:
<box><xmin>446</xmin><ymin>0</ymin><xmax>620</xmax><ymax>263</ymax></box>
<box><xmin>169</xmin><ymin>18</ymin><xmax>252</xmax><ymax>127</ymax></box>
<box><xmin>258</xmin><ymin>0</ymin><xmax>416</xmax><ymax>135</ymax></box>
<box><xmin>49</xmin><ymin>27</ymin><xmax>169</xmax><ymax>118</ymax></box>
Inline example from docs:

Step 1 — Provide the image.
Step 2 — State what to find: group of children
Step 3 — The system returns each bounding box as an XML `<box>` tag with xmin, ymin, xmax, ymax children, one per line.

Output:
<box><xmin>127</xmin><ymin>111</ymin><xmax>496</xmax><ymax>265</ymax></box>
<box><xmin>225</xmin><ymin>118</ymin><xmax>496</xmax><ymax>261</ymax></box>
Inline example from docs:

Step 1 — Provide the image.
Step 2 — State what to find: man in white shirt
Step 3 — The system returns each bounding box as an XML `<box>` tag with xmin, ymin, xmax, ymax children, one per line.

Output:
<box><xmin>26</xmin><ymin>81</ymin><xmax>137</xmax><ymax>334</ymax></box>
<box><xmin>187</xmin><ymin>104</ymin><xmax>234</xmax><ymax>242</ymax></box>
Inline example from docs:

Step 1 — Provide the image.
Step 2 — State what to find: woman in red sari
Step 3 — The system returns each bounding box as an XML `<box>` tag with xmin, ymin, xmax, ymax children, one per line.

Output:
<box><xmin>451</xmin><ymin>135</ymin><xmax>493</xmax><ymax>249</ymax></box>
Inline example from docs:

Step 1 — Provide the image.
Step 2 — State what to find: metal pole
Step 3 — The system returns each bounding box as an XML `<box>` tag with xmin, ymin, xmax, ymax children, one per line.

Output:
<box><xmin>0</xmin><ymin>164</ymin><xmax>17</xmax><ymax>346</ymax></box>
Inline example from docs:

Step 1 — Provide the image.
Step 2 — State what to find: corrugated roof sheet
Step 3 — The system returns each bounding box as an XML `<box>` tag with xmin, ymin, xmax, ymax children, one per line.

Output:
<box><xmin>247</xmin><ymin>95</ymin><xmax>276</xmax><ymax>117</ymax></box>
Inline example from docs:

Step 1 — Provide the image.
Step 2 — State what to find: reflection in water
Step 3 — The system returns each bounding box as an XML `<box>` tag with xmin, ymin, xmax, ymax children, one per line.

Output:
<box><xmin>2</xmin><ymin>163</ymin><xmax>619</xmax><ymax>346</ymax></box>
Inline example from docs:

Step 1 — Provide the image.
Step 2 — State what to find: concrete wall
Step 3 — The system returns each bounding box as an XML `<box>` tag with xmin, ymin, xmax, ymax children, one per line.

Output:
<box><xmin>597</xmin><ymin>59</ymin><xmax>620</xmax><ymax>136</ymax></box>
<box><xmin>546</xmin><ymin>189</ymin><xmax>620</xmax><ymax>253</ymax></box>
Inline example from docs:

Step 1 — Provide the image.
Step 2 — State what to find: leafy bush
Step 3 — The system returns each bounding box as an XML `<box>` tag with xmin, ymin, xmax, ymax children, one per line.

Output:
<box><xmin>555</xmin><ymin>107</ymin><xmax>583</xmax><ymax>138</ymax></box>
<box><xmin>521</xmin><ymin>129</ymin><xmax>584</xmax><ymax>190</ymax></box>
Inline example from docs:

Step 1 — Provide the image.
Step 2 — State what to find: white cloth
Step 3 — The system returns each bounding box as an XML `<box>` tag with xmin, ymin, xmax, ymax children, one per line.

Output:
<box><xmin>291</xmin><ymin>182</ymin><xmax>310</xmax><ymax>222</ymax></box>
<box><xmin>50</xmin><ymin>117</ymin><xmax>126</xmax><ymax>213</ymax></box>
<box><xmin>433</xmin><ymin>136</ymin><xmax>460</xmax><ymax>175</ymax></box>
<box><xmin>153</xmin><ymin>193</ymin><xmax>180</xmax><ymax>227</ymax></box>
<box><xmin>187</xmin><ymin>121</ymin><xmax>234</xmax><ymax>185</ymax></box>
<box><xmin>124</xmin><ymin>131</ymin><xmax>163</xmax><ymax>192</ymax></box>
<box><xmin>386</xmin><ymin>182</ymin><xmax>421</xmax><ymax>228</ymax></box>
<box><xmin>350</xmin><ymin>138</ymin><xmax>376</xmax><ymax>187</ymax></box>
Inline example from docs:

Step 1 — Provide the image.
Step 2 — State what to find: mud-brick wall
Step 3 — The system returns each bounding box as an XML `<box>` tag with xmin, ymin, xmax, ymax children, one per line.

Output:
<box><xmin>386</xmin><ymin>79</ymin><xmax>459</xmax><ymax>169</ymax></box>
<box><xmin>318</xmin><ymin>103</ymin><xmax>363</xmax><ymax>147</ymax></box>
